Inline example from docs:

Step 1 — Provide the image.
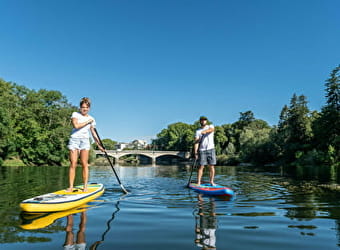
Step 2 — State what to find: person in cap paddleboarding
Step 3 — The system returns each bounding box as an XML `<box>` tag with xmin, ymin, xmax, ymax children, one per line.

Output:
<box><xmin>67</xmin><ymin>97</ymin><xmax>104</xmax><ymax>192</ymax></box>
<box><xmin>194</xmin><ymin>116</ymin><xmax>216</xmax><ymax>186</ymax></box>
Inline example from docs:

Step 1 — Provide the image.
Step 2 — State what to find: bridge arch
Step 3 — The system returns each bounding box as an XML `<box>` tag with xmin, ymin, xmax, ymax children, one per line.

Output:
<box><xmin>94</xmin><ymin>150</ymin><xmax>190</xmax><ymax>164</ymax></box>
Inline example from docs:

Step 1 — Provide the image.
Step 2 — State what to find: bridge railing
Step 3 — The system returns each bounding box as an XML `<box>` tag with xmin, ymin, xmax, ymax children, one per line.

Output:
<box><xmin>95</xmin><ymin>150</ymin><xmax>189</xmax><ymax>153</ymax></box>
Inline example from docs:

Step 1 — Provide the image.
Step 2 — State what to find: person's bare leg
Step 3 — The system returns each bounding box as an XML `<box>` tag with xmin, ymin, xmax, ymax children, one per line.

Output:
<box><xmin>80</xmin><ymin>150</ymin><xmax>89</xmax><ymax>192</ymax></box>
<box><xmin>76</xmin><ymin>212</ymin><xmax>86</xmax><ymax>245</ymax></box>
<box><xmin>209</xmin><ymin>165</ymin><xmax>216</xmax><ymax>186</ymax></box>
<box><xmin>197</xmin><ymin>166</ymin><xmax>204</xmax><ymax>185</ymax></box>
<box><xmin>63</xmin><ymin>215</ymin><xmax>74</xmax><ymax>247</ymax></box>
<box><xmin>67</xmin><ymin>150</ymin><xmax>79</xmax><ymax>192</ymax></box>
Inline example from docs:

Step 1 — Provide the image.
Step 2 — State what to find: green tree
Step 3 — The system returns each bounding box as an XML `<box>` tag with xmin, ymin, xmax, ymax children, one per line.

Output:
<box><xmin>238</xmin><ymin>119</ymin><xmax>272</xmax><ymax>164</ymax></box>
<box><xmin>215</xmin><ymin>112</ymin><xmax>273</xmax><ymax>165</ymax></box>
<box><xmin>277</xmin><ymin>94</ymin><xmax>312</xmax><ymax>165</ymax></box>
<box><xmin>230</xmin><ymin>111</ymin><xmax>258</xmax><ymax>154</ymax></box>
<box><xmin>221</xmin><ymin>124</ymin><xmax>237</xmax><ymax>155</ymax></box>
<box><xmin>0</xmin><ymin>79</ymin><xmax>76</xmax><ymax>166</ymax></box>
<box><xmin>313</xmin><ymin>65</ymin><xmax>340</xmax><ymax>164</ymax></box>
<box><xmin>214</xmin><ymin>125</ymin><xmax>228</xmax><ymax>155</ymax></box>
<box><xmin>13</xmin><ymin>87</ymin><xmax>75</xmax><ymax>165</ymax></box>
<box><xmin>234</xmin><ymin>111</ymin><xmax>255</xmax><ymax>130</ymax></box>
<box><xmin>153</xmin><ymin>122</ymin><xmax>195</xmax><ymax>151</ymax></box>
<box><xmin>0</xmin><ymin>79</ymin><xmax>19</xmax><ymax>165</ymax></box>
<box><xmin>93</xmin><ymin>138</ymin><xmax>117</xmax><ymax>150</ymax></box>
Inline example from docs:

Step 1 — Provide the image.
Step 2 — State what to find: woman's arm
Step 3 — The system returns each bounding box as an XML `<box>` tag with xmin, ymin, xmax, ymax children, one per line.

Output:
<box><xmin>90</xmin><ymin>126</ymin><xmax>105</xmax><ymax>152</ymax></box>
<box><xmin>71</xmin><ymin>117</ymin><xmax>93</xmax><ymax>129</ymax></box>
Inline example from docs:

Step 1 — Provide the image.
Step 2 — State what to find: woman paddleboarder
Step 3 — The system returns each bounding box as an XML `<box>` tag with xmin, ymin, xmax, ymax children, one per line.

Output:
<box><xmin>67</xmin><ymin>97</ymin><xmax>104</xmax><ymax>192</ymax></box>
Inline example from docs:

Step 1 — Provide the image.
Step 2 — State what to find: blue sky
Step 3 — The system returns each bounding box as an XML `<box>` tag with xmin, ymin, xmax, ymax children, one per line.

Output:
<box><xmin>0</xmin><ymin>0</ymin><xmax>339</xmax><ymax>143</ymax></box>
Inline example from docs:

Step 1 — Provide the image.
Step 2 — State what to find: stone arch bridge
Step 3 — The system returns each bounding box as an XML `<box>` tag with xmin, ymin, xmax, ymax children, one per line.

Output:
<box><xmin>94</xmin><ymin>150</ymin><xmax>191</xmax><ymax>164</ymax></box>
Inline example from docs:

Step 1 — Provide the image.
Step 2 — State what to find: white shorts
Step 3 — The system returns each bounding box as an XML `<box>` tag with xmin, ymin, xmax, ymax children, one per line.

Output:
<box><xmin>68</xmin><ymin>138</ymin><xmax>90</xmax><ymax>150</ymax></box>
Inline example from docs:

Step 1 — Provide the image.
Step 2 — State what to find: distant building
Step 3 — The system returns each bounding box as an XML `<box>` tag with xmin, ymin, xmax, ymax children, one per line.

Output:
<box><xmin>131</xmin><ymin>139</ymin><xmax>147</xmax><ymax>150</ymax></box>
<box><xmin>115</xmin><ymin>142</ymin><xmax>129</xmax><ymax>151</ymax></box>
<box><xmin>115</xmin><ymin>140</ymin><xmax>148</xmax><ymax>151</ymax></box>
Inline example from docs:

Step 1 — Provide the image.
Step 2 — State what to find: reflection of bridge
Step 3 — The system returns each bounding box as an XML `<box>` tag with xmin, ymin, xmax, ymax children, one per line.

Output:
<box><xmin>94</xmin><ymin>150</ymin><xmax>191</xmax><ymax>164</ymax></box>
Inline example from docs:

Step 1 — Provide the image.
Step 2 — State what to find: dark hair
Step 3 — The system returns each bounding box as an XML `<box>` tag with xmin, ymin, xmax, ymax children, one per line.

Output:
<box><xmin>80</xmin><ymin>97</ymin><xmax>91</xmax><ymax>107</ymax></box>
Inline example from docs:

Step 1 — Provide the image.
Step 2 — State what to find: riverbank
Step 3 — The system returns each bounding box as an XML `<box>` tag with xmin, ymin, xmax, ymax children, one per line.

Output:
<box><xmin>2</xmin><ymin>158</ymin><xmax>26</xmax><ymax>167</ymax></box>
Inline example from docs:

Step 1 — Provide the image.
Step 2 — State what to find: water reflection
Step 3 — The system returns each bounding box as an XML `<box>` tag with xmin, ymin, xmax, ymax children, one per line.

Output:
<box><xmin>20</xmin><ymin>205</ymin><xmax>89</xmax><ymax>230</ymax></box>
<box><xmin>194</xmin><ymin>194</ymin><xmax>217</xmax><ymax>250</ymax></box>
<box><xmin>63</xmin><ymin>212</ymin><xmax>87</xmax><ymax>250</ymax></box>
<box><xmin>90</xmin><ymin>200</ymin><xmax>121</xmax><ymax>249</ymax></box>
<box><xmin>20</xmin><ymin>198</ymin><xmax>122</xmax><ymax>250</ymax></box>
<box><xmin>3</xmin><ymin>165</ymin><xmax>340</xmax><ymax>249</ymax></box>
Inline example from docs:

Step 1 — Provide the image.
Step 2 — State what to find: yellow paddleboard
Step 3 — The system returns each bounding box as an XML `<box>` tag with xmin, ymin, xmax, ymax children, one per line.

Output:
<box><xmin>20</xmin><ymin>183</ymin><xmax>104</xmax><ymax>212</ymax></box>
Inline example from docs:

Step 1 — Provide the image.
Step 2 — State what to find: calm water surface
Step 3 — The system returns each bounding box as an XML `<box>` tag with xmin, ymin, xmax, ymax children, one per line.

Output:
<box><xmin>1</xmin><ymin>164</ymin><xmax>340</xmax><ymax>249</ymax></box>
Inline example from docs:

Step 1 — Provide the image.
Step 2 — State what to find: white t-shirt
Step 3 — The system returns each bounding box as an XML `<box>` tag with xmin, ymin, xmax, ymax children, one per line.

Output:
<box><xmin>70</xmin><ymin>112</ymin><xmax>96</xmax><ymax>139</ymax></box>
<box><xmin>195</xmin><ymin>124</ymin><xmax>215</xmax><ymax>151</ymax></box>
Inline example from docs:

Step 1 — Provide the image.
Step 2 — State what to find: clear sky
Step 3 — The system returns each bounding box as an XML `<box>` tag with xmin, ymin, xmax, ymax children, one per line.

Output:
<box><xmin>0</xmin><ymin>0</ymin><xmax>339</xmax><ymax>143</ymax></box>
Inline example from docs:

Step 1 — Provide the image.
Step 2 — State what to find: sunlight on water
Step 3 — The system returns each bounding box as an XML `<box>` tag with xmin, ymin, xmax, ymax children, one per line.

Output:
<box><xmin>1</xmin><ymin>164</ymin><xmax>340</xmax><ymax>250</ymax></box>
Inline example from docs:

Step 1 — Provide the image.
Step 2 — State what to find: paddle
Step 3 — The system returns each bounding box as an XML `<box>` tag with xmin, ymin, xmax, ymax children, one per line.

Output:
<box><xmin>187</xmin><ymin>156</ymin><xmax>198</xmax><ymax>187</ymax></box>
<box><xmin>187</xmin><ymin>136</ymin><xmax>203</xmax><ymax>187</ymax></box>
<box><xmin>93</xmin><ymin>128</ymin><xmax>128</xmax><ymax>194</ymax></box>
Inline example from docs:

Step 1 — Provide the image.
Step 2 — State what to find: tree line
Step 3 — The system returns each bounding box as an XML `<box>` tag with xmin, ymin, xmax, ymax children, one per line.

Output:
<box><xmin>0</xmin><ymin>80</ymin><xmax>76</xmax><ymax>166</ymax></box>
<box><xmin>152</xmin><ymin>65</ymin><xmax>339</xmax><ymax>167</ymax></box>
<box><xmin>0</xmin><ymin>65</ymin><xmax>339</xmax><ymax>167</ymax></box>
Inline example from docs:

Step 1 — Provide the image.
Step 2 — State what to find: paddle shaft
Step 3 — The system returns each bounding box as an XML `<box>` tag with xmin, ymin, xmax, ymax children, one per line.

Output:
<box><xmin>93</xmin><ymin>128</ymin><xmax>128</xmax><ymax>194</ymax></box>
<box><xmin>187</xmin><ymin>157</ymin><xmax>198</xmax><ymax>187</ymax></box>
<box><xmin>187</xmin><ymin>136</ymin><xmax>203</xmax><ymax>187</ymax></box>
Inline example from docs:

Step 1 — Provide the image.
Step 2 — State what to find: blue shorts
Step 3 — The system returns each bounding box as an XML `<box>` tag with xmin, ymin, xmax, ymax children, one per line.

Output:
<box><xmin>199</xmin><ymin>149</ymin><xmax>216</xmax><ymax>166</ymax></box>
<box><xmin>68</xmin><ymin>138</ymin><xmax>90</xmax><ymax>150</ymax></box>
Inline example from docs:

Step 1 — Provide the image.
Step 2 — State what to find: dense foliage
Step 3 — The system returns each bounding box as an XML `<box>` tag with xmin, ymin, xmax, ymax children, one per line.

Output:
<box><xmin>0</xmin><ymin>65</ymin><xmax>339</xmax><ymax>167</ymax></box>
<box><xmin>92</xmin><ymin>138</ymin><xmax>117</xmax><ymax>150</ymax></box>
<box><xmin>0</xmin><ymin>79</ymin><xmax>76</xmax><ymax>166</ymax></box>
<box><xmin>153</xmin><ymin>65</ymin><xmax>340</xmax><ymax>167</ymax></box>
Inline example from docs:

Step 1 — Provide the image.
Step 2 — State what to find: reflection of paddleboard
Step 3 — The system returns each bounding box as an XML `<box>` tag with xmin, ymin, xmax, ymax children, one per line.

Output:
<box><xmin>20</xmin><ymin>205</ymin><xmax>90</xmax><ymax>230</ymax></box>
<box><xmin>189</xmin><ymin>183</ymin><xmax>234</xmax><ymax>197</ymax></box>
<box><xmin>20</xmin><ymin>183</ymin><xmax>104</xmax><ymax>212</ymax></box>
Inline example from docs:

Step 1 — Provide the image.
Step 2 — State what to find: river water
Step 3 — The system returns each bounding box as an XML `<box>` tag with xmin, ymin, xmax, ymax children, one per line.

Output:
<box><xmin>1</xmin><ymin>164</ymin><xmax>340</xmax><ymax>249</ymax></box>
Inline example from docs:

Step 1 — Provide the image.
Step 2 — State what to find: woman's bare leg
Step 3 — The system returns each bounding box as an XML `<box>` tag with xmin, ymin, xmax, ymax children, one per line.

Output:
<box><xmin>68</xmin><ymin>150</ymin><xmax>79</xmax><ymax>192</ymax></box>
<box><xmin>80</xmin><ymin>150</ymin><xmax>89</xmax><ymax>192</ymax></box>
